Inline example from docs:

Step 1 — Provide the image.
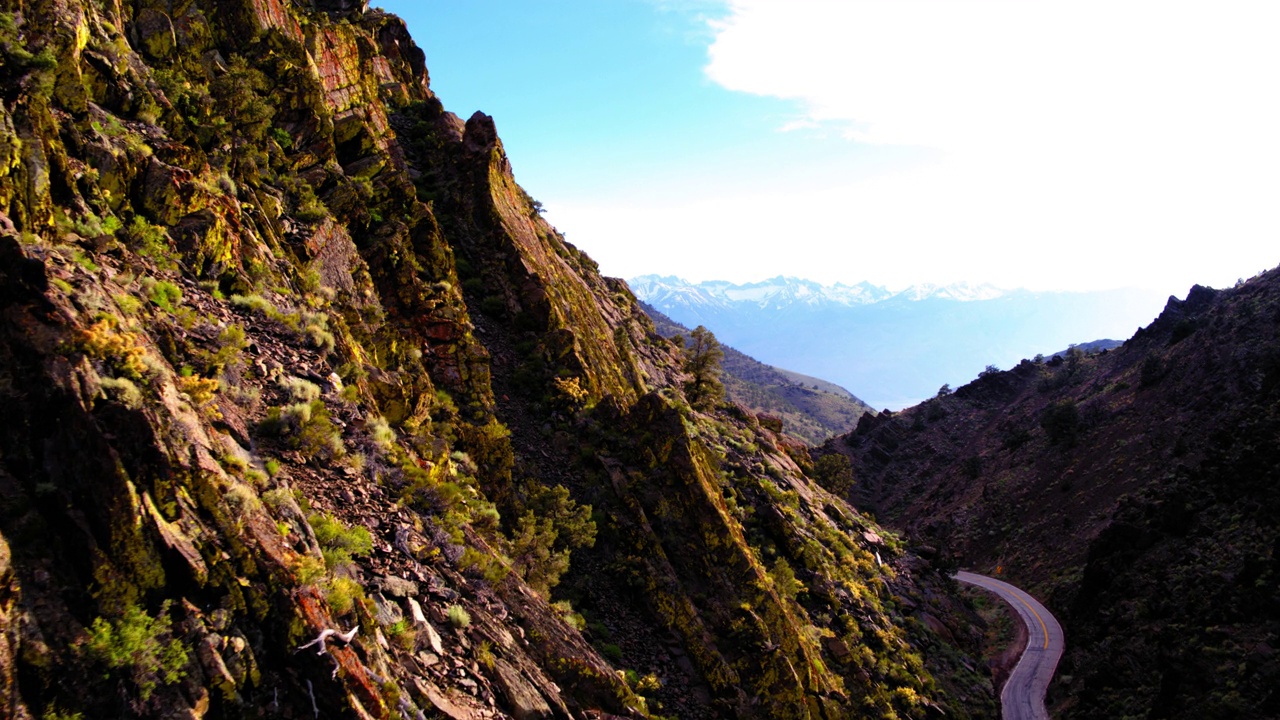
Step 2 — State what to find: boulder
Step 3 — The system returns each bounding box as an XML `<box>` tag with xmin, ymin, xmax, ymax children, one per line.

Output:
<box><xmin>374</xmin><ymin>575</ymin><xmax>419</xmax><ymax>599</ymax></box>
<box><xmin>492</xmin><ymin>660</ymin><xmax>553</xmax><ymax>720</ymax></box>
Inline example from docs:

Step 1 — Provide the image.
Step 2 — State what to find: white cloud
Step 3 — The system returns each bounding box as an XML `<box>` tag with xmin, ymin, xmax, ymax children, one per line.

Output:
<box><xmin>707</xmin><ymin>1</ymin><xmax>1280</xmax><ymax>152</ymax></box>
<box><xmin>544</xmin><ymin>2</ymin><xmax>1280</xmax><ymax>295</ymax></box>
<box><xmin>637</xmin><ymin>0</ymin><xmax>1280</xmax><ymax>292</ymax></box>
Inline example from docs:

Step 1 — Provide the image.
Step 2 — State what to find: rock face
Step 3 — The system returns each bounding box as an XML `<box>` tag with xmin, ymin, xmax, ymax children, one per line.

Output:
<box><xmin>0</xmin><ymin>2</ymin><xmax>994</xmax><ymax>718</ymax></box>
<box><xmin>836</xmin><ymin>269</ymin><xmax>1280</xmax><ymax>719</ymax></box>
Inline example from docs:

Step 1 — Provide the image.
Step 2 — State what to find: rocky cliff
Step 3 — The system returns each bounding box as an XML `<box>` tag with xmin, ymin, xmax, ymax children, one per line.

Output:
<box><xmin>0</xmin><ymin>1</ymin><xmax>995</xmax><ymax>718</ymax></box>
<box><xmin>834</xmin><ymin>270</ymin><xmax>1280</xmax><ymax>718</ymax></box>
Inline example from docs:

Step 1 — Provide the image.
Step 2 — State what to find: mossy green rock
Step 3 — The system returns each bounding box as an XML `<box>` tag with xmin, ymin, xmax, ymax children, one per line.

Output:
<box><xmin>0</xmin><ymin>1</ymin><xmax>997</xmax><ymax>718</ymax></box>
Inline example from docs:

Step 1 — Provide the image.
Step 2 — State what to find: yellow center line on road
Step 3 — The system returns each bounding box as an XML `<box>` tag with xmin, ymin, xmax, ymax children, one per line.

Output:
<box><xmin>957</xmin><ymin>571</ymin><xmax>1054</xmax><ymax>651</ymax></box>
<box><xmin>1011</xmin><ymin>590</ymin><xmax>1050</xmax><ymax>650</ymax></box>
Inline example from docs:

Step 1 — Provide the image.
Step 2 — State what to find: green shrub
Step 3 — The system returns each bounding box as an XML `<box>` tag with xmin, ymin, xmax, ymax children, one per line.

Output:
<box><xmin>224</xmin><ymin>483</ymin><xmax>260</xmax><ymax>518</ymax></box>
<box><xmin>0</xmin><ymin>13</ymin><xmax>57</xmax><ymax>71</ymax></box>
<box><xmin>457</xmin><ymin>419</ymin><xmax>514</xmax><ymax>488</ymax></box>
<box><xmin>458</xmin><ymin>546</ymin><xmax>509</xmax><ymax>584</ymax></box>
<box><xmin>123</xmin><ymin>216</ymin><xmax>172</xmax><ymax>265</ymax></box>
<box><xmin>39</xmin><ymin>705</ymin><xmax>83</xmax><ymax>720</ymax></box>
<box><xmin>244</xmin><ymin>467</ymin><xmax>266</xmax><ymax>488</ymax></box>
<box><xmin>296</xmin><ymin>199</ymin><xmax>328</xmax><ymax>223</ymax></box>
<box><xmin>769</xmin><ymin>557</ymin><xmax>802</xmax><ymax>601</ymax></box>
<box><xmin>202</xmin><ymin>324</ymin><xmax>247</xmax><ymax>374</ymax></box>
<box><xmin>324</xmin><ymin>576</ymin><xmax>363</xmax><ymax>615</ymax></box>
<box><xmin>387</xmin><ymin>618</ymin><xmax>416</xmax><ymax>650</ymax></box>
<box><xmin>279</xmin><ymin>376</ymin><xmax>321</xmax><ymax>403</ymax></box>
<box><xmin>294</xmin><ymin>401</ymin><xmax>344</xmax><ymax>458</ymax></box>
<box><xmin>309</xmin><ymin>512</ymin><xmax>373</xmax><ymax>570</ymax></box>
<box><xmin>71</xmin><ymin>211</ymin><xmax>122</xmax><ymax>239</ymax></box>
<box><xmin>261</xmin><ymin>399</ymin><xmax>343</xmax><ymax>457</ymax></box>
<box><xmin>634</xmin><ymin>672</ymin><xmax>662</xmax><ymax>695</ymax></box>
<box><xmin>113</xmin><ymin>293</ymin><xmax>143</xmax><ymax>316</ymax></box>
<box><xmin>85</xmin><ymin>601</ymin><xmax>188</xmax><ymax>701</ymax></box>
<box><xmin>78</xmin><ymin>317</ymin><xmax>148</xmax><ymax>381</ymax></box>
<box><xmin>230</xmin><ymin>293</ymin><xmax>275</xmax><ymax>315</ymax></box>
<box><xmin>445</xmin><ymin>604</ymin><xmax>470</xmax><ymax>629</ymax></box>
<box><xmin>269</xmin><ymin>126</ymin><xmax>294</xmax><ymax>150</ymax></box>
<box><xmin>1041</xmin><ymin>400</ymin><xmax>1082</xmax><ymax>446</ymax></box>
<box><xmin>261</xmin><ymin>487</ymin><xmax>291</xmax><ymax>511</ymax></box>
<box><xmin>261</xmin><ymin>402</ymin><xmax>310</xmax><ymax>434</ymax></box>
<box><xmin>510</xmin><ymin>484</ymin><xmax>597</xmax><ymax>595</ymax></box>
<box><xmin>475</xmin><ymin>639</ymin><xmax>495</xmax><ymax>669</ymax></box>
<box><xmin>812</xmin><ymin>453</ymin><xmax>854</xmax><ymax>495</ymax></box>
<box><xmin>368</xmin><ymin>415</ymin><xmax>396</xmax><ymax>453</ymax></box>
<box><xmin>177</xmin><ymin>375</ymin><xmax>220</xmax><ymax>416</ymax></box>
<box><xmin>147</xmin><ymin>281</ymin><xmax>183</xmax><ymax>312</ymax></box>
<box><xmin>70</xmin><ymin>248</ymin><xmax>99</xmax><ymax>272</ymax></box>
<box><xmin>471</xmin><ymin>505</ymin><xmax>501</xmax><ymax>535</ymax></box>
<box><xmin>1169</xmin><ymin>318</ymin><xmax>1199</xmax><ymax>345</ymax></box>
<box><xmin>291</xmin><ymin>555</ymin><xmax>325</xmax><ymax>585</ymax></box>
<box><xmin>510</xmin><ymin>513</ymin><xmax>569</xmax><ymax>596</ymax></box>
<box><xmin>301</xmin><ymin>312</ymin><xmax>335</xmax><ymax>353</ymax></box>
<box><xmin>551</xmin><ymin>600</ymin><xmax>586</xmax><ymax>631</ymax></box>
<box><xmin>292</xmin><ymin>179</ymin><xmax>328</xmax><ymax>222</ymax></box>
<box><xmin>98</xmin><ymin>376</ymin><xmax>143</xmax><ymax>409</ymax></box>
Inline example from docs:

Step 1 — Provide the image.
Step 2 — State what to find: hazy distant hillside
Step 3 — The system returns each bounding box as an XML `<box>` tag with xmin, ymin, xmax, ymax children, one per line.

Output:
<box><xmin>633</xmin><ymin>275</ymin><xmax>1168</xmax><ymax>409</ymax></box>
<box><xmin>639</xmin><ymin>302</ymin><xmax>872</xmax><ymax>443</ymax></box>
<box><xmin>1050</xmin><ymin>339</ymin><xmax>1123</xmax><ymax>358</ymax></box>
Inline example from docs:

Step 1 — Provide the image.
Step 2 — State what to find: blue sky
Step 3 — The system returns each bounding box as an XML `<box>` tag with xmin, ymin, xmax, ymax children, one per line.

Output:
<box><xmin>376</xmin><ymin>1</ymin><xmax>1280</xmax><ymax>296</ymax></box>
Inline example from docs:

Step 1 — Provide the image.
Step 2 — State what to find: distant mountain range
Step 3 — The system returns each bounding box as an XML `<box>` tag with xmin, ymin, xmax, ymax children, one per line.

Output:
<box><xmin>630</xmin><ymin>274</ymin><xmax>1005</xmax><ymax>311</ymax></box>
<box><xmin>639</xmin><ymin>302</ymin><xmax>872</xmax><ymax>444</ymax></box>
<box><xmin>632</xmin><ymin>275</ymin><xmax>1170</xmax><ymax>409</ymax></box>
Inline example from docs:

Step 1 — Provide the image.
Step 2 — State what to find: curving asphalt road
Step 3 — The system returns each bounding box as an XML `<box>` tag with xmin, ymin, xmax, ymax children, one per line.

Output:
<box><xmin>956</xmin><ymin>571</ymin><xmax>1064</xmax><ymax>720</ymax></box>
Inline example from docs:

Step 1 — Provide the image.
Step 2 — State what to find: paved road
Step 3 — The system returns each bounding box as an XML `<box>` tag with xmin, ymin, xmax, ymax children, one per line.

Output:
<box><xmin>956</xmin><ymin>571</ymin><xmax>1064</xmax><ymax>720</ymax></box>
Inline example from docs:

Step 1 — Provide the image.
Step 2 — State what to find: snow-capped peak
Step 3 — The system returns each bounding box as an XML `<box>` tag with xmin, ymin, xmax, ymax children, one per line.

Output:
<box><xmin>629</xmin><ymin>275</ymin><xmax>1004</xmax><ymax>310</ymax></box>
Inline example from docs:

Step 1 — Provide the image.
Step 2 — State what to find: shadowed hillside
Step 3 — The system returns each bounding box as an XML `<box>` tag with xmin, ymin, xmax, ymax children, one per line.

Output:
<box><xmin>831</xmin><ymin>270</ymin><xmax>1280</xmax><ymax>719</ymax></box>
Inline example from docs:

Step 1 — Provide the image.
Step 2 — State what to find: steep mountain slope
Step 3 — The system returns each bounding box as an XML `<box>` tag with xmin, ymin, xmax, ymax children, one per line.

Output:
<box><xmin>0</xmin><ymin>2</ymin><xmax>995</xmax><ymax>718</ymax></box>
<box><xmin>832</xmin><ymin>271</ymin><xmax>1280</xmax><ymax>718</ymax></box>
<box><xmin>634</xmin><ymin>275</ymin><xmax>1167</xmax><ymax>409</ymax></box>
<box><xmin>640</xmin><ymin>301</ymin><xmax>872</xmax><ymax>445</ymax></box>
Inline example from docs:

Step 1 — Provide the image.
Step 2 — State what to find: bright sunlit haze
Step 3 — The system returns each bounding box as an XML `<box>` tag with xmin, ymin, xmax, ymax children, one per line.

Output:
<box><xmin>379</xmin><ymin>1</ymin><xmax>1280</xmax><ymax>296</ymax></box>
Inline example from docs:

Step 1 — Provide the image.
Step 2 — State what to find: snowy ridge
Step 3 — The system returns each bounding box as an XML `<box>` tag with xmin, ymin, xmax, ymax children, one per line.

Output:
<box><xmin>629</xmin><ymin>275</ymin><xmax>1006</xmax><ymax>311</ymax></box>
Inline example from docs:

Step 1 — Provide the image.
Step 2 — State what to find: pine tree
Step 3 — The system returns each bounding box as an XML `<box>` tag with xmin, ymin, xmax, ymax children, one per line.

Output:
<box><xmin>210</xmin><ymin>55</ymin><xmax>274</xmax><ymax>177</ymax></box>
<box><xmin>683</xmin><ymin>325</ymin><xmax>725</xmax><ymax>410</ymax></box>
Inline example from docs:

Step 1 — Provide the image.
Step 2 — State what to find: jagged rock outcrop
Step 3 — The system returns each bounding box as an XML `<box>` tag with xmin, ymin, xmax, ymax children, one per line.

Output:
<box><xmin>0</xmin><ymin>1</ymin><xmax>996</xmax><ymax>718</ymax></box>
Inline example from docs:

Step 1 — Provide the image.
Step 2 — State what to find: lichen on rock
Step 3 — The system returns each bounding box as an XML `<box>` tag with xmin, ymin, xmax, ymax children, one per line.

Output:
<box><xmin>0</xmin><ymin>1</ymin><xmax>996</xmax><ymax>717</ymax></box>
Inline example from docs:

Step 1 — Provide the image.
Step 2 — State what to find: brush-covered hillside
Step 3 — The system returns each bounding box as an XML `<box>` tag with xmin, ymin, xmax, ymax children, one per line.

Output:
<box><xmin>0</xmin><ymin>2</ymin><xmax>996</xmax><ymax>718</ymax></box>
<box><xmin>829</xmin><ymin>271</ymin><xmax>1280</xmax><ymax>718</ymax></box>
<box><xmin>640</xmin><ymin>301</ymin><xmax>872</xmax><ymax>445</ymax></box>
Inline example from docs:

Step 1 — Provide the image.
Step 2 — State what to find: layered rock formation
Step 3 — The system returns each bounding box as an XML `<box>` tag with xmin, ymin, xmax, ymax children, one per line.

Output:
<box><xmin>0</xmin><ymin>1</ymin><xmax>995</xmax><ymax>717</ymax></box>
